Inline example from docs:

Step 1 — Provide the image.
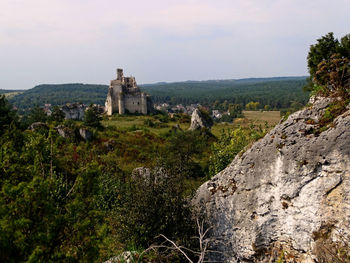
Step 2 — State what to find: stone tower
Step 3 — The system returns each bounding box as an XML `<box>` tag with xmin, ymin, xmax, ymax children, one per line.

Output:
<box><xmin>105</xmin><ymin>69</ymin><xmax>153</xmax><ymax>115</ymax></box>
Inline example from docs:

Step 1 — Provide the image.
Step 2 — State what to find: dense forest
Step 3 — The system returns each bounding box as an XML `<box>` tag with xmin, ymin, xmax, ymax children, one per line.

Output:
<box><xmin>0</xmin><ymin>89</ymin><xmax>24</xmax><ymax>94</ymax></box>
<box><xmin>0</xmin><ymin>94</ymin><xmax>268</xmax><ymax>262</ymax></box>
<box><xmin>8</xmin><ymin>84</ymin><xmax>108</xmax><ymax>110</ymax></box>
<box><xmin>144</xmin><ymin>77</ymin><xmax>308</xmax><ymax>108</ymax></box>
<box><xmin>4</xmin><ymin>77</ymin><xmax>309</xmax><ymax>111</ymax></box>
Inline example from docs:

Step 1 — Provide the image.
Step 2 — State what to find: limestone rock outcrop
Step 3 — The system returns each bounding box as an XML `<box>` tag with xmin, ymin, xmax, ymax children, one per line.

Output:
<box><xmin>55</xmin><ymin>125</ymin><xmax>74</xmax><ymax>138</ymax></box>
<box><xmin>29</xmin><ymin>122</ymin><xmax>48</xmax><ymax>131</ymax></box>
<box><xmin>189</xmin><ymin>108</ymin><xmax>213</xmax><ymax>130</ymax></box>
<box><xmin>193</xmin><ymin>97</ymin><xmax>350</xmax><ymax>262</ymax></box>
<box><xmin>131</xmin><ymin>167</ymin><xmax>167</xmax><ymax>184</ymax></box>
<box><xmin>79</xmin><ymin>128</ymin><xmax>93</xmax><ymax>141</ymax></box>
<box><xmin>104</xmin><ymin>251</ymin><xmax>138</xmax><ymax>263</ymax></box>
<box><xmin>61</xmin><ymin>103</ymin><xmax>86</xmax><ymax>120</ymax></box>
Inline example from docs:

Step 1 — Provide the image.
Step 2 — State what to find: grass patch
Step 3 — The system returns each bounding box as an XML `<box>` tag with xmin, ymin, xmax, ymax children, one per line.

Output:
<box><xmin>241</xmin><ymin>111</ymin><xmax>281</xmax><ymax>126</ymax></box>
<box><xmin>102</xmin><ymin>111</ymin><xmax>281</xmax><ymax>138</ymax></box>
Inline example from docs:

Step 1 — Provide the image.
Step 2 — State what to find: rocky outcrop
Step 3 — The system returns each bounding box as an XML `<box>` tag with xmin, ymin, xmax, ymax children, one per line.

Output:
<box><xmin>193</xmin><ymin>97</ymin><xmax>350</xmax><ymax>262</ymax></box>
<box><xmin>55</xmin><ymin>125</ymin><xmax>74</xmax><ymax>138</ymax></box>
<box><xmin>79</xmin><ymin>128</ymin><xmax>93</xmax><ymax>141</ymax></box>
<box><xmin>131</xmin><ymin>167</ymin><xmax>167</xmax><ymax>184</ymax></box>
<box><xmin>29</xmin><ymin>122</ymin><xmax>48</xmax><ymax>131</ymax></box>
<box><xmin>189</xmin><ymin>108</ymin><xmax>213</xmax><ymax>130</ymax></box>
<box><xmin>104</xmin><ymin>251</ymin><xmax>138</xmax><ymax>263</ymax></box>
<box><xmin>61</xmin><ymin>103</ymin><xmax>86</xmax><ymax>120</ymax></box>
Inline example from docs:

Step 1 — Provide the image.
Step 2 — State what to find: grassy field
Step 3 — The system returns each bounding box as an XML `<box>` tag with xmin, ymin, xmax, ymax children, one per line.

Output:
<box><xmin>3</xmin><ymin>91</ymin><xmax>23</xmax><ymax>99</ymax></box>
<box><xmin>240</xmin><ymin>111</ymin><xmax>281</xmax><ymax>125</ymax></box>
<box><xmin>102</xmin><ymin>115</ymin><xmax>190</xmax><ymax>135</ymax></box>
<box><xmin>102</xmin><ymin>111</ymin><xmax>281</xmax><ymax>137</ymax></box>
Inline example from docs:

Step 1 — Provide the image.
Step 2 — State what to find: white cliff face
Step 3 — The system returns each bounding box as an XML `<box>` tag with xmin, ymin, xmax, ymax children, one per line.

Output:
<box><xmin>193</xmin><ymin>97</ymin><xmax>350</xmax><ymax>262</ymax></box>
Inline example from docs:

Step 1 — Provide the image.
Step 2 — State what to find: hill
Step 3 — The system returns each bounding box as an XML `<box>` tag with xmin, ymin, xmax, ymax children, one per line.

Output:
<box><xmin>9</xmin><ymin>84</ymin><xmax>108</xmax><ymax>109</ymax></box>
<box><xmin>0</xmin><ymin>89</ymin><xmax>25</xmax><ymax>94</ymax></box>
<box><xmin>7</xmin><ymin>76</ymin><xmax>309</xmax><ymax>110</ymax></box>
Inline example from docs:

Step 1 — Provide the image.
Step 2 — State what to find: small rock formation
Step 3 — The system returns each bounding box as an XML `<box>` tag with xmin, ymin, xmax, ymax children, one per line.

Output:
<box><xmin>103</xmin><ymin>251</ymin><xmax>138</xmax><ymax>263</ymax></box>
<box><xmin>105</xmin><ymin>69</ymin><xmax>153</xmax><ymax>115</ymax></box>
<box><xmin>189</xmin><ymin>108</ymin><xmax>213</xmax><ymax>130</ymax></box>
<box><xmin>29</xmin><ymin>122</ymin><xmax>48</xmax><ymax>131</ymax></box>
<box><xmin>61</xmin><ymin>103</ymin><xmax>86</xmax><ymax>120</ymax></box>
<box><xmin>79</xmin><ymin>128</ymin><xmax>93</xmax><ymax>141</ymax></box>
<box><xmin>193</xmin><ymin>96</ymin><xmax>350</xmax><ymax>262</ymax></box>
<box><xmin>132</xmin><ymin>167</ymin><xmax>167</xmax><ymax>184</ymax></box>
<box><xmin>55</xmin><ymin>125</ymin><xmax>74</xmax><ymax>138</ymax></box>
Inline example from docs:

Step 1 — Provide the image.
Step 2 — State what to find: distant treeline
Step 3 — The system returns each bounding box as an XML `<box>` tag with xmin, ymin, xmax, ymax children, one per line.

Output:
<box><xmin>6</xmin><ymin>77</ymin><xmax>309</xmax><ymax>110</ymax></box>
<box><xmin>9</xmin><ymin>84</ymin><xmax>109</xmax><ymax>109</ymax></box>
<box><xmin>142</xmin><ymin>77</ymin><xmax>309</xmax><ymax>109</ymax></box>
<box><xmin>0</xmin><ymin>89</ymin><xmax>24</xmax><ymax>94</ymax></box>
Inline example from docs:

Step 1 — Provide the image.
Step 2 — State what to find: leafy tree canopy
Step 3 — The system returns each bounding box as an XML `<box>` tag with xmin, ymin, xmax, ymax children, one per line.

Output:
<box><xmin>0</xmin><ymin>95</ymin><xmax>18</xmax><ymax>135</ymax></box>
<box><xmin>307</xmin><ymin>32</ymin><xmax>350</xmax><ymax>97</ymax></box>
<box><xmin>83</xmin><ymin>106</ymin><xmax>102</xmax><ymax>128</ymax></box>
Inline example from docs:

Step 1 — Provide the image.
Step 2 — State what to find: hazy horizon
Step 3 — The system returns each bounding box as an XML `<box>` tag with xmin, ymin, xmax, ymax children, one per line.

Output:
<box><xmin>1</xmin><ymin>0</ymin><xmax>349</xmax><ymax>90</ymax></box>
<box><xmin>1</xmin><ymin>75</ymin><xmax>309</xmax><ymax>91</ymax></box>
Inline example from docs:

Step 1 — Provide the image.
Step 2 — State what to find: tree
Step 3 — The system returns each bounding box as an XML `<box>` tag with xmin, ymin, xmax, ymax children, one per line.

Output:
<box><xmin>222</xmin><ymin>100</ymin><xmax>229</xmax><ymax>111</ymax></box>
<box><xmin>245</xmin><ymin>101</ymin><xmax>260</xmax><ymax>110</ymax></box>
<box><xmin>83</xmin><ymin>106</ymin><xmax>102</xmax><ymax>128</ymax></box>
<box><xmin>314</xmin><ymin>54</ymin><xmax>349</xmax><ymax>96</ymax></box>
<box><xmin>307</xmin><ymin>32</ymin><xmax>339</xmax><ymax>78</ymax></box>
<box><xmin>49</xmin><ymin>106</ymin><xmax>65</xmax><ymax>123</ymax></box>
<box><xmin>338</xmin><ymin>34</ymin><xmax>350</xmax><ymax>58</ymax></box>
<box><xmin>228</xmin><ymin>103</ymin><xmax>243</xmax><ymax>117</ymax></box>
<box><xmin>0</xmin><ymin>95</ymin><xmax>18</xmax><ymax>135</ymax></box>
<box><xmin>306</xmin><ymin>32</ymin><xmax>350</xmax><ymax>96</ymax></box>
<box><xmin>27</xmin><ymin>106</ymin><xmax>47</xmax><ymax>125</ymax></box>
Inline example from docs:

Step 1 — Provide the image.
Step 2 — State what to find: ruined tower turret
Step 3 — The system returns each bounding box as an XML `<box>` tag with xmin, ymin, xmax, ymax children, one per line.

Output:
<box><xmin>105</xmin><ymin>69</ymin><xmax>153</xmax><ymax>115</ymax></box>
<box><xmin>117</xmin><ymin>68</ymin><xmax>124</xmax><ymax>80</ymax></box>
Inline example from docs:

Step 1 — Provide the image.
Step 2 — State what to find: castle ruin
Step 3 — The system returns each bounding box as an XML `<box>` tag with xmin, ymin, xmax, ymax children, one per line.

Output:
<box><xmin>105</xmin><ymin>69</ymin><xmax>153</xmax><ymax>115</ymax></box>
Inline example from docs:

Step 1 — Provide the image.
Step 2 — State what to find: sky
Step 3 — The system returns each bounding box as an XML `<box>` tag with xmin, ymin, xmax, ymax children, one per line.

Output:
<box><xmin>1</xmin><ymin>0</ymin><xmax>350</xmax><ymax>90</ymax></box>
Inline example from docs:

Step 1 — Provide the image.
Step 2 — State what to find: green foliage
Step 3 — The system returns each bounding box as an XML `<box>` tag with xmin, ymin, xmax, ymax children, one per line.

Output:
<box><xmin>84</xmin><ymin>106</ymin><xmax>102</xmax><ymax>128</ymax></box>
<box><xmin>314</xmin><ymin>54</ymin><xmax>349</xmax><ymax>96</ymax></box>
<box><xmin>0</xmin><ymin>95</ymin><xmax>18</xmax><ymax>136</ymax></box>
<box><xmin>49</xmin><ymin>106</ymin><xmax>65</xmax><ymax>123</ymax></box>
<box><xmin>318</xmin><ymin>100</ymin><xmax>347</xmax><ymax>129</ymax></box>
<box><xmin>338</xmin><ymin>34</ymin><xmax>350</xmax><ymax>58</ymax></box>
<box><xmin>162</xmin><ymin>130</ymin><xmax>212</xmax><ymax>178</ymax></box>
<box><xmin>307</xmin><ymin>32</ymin><xmax>339</xmax><ymax>77</ymax></box>
<box><xmin>245</xmin><ymin>101</ymin><xmax>260</xmax><ymax>110</ymax></box>
<box><xmin>209</xmin><ymin>124</ymin><xmax>268</xmax><ymax>175</ymax></box>
<box><xmin>214</xmin><ymin>103</ymin><xmax>243</xmax><ymax>123</ymax></box>
<box><xmin>9</xmin><ymin>78</ymin><xmax>309</xmax><ymax>112</ymax></box>
<box><xmin>143</xmin><ymin>118</ymin><xmax>155</xmax><ymax>127</ymax></box>
<box><xmin>143</xmin><ymin>77</ymin><xmax>308</xmax><ymax>109</ymax></box>
<box><xmin>198</xmin><ymin>107</ymin><xmax>214</xmax><ymax>128</ymax></box>
<box><xmin>0</xmin><ymin>99</ymin><xmax>274</xmax><ymax>262</ymax></box>
<box><xmin>0</xmin><ymin>129</ymin><xmax>107</xmax><ymax>262</ymax></box>
<box><xmin>10</xmin><ymin>84</ymin><xmax>108</xmax><ymax>110</ymax></box>
<box><xmin>27</xmin><ymin>106</ymin><xmax>47</xmax><ymax>125</ymax></box>
<box><xmin>114</xmin><ymin>169</ymin><xmax>195</xmax><ymax>250</ymax></box>
<box><xmin>307</xmin><ymin>32</ymin><xmax>350</xmax><ymax>97</ymax></box>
